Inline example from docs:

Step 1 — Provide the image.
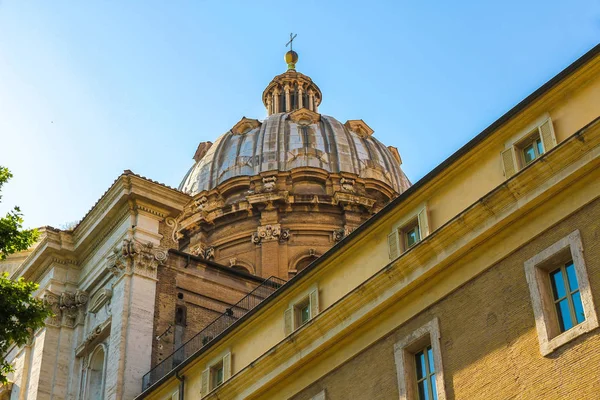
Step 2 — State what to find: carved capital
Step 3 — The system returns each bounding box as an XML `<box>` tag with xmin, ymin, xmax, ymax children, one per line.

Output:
<box><xmin>251</xmin><ymin>224</ymin><xmax>290</xmax><ymax>245</ymax></box>
<box><xmin>107</xmin><ymin>239</ymin><xmax>166</xmax><ymax>280</ymax></box>
<box><xmin>190</xmin><ymin>244</ymin><xmax>215</xmax><ymax>260</ymax></box>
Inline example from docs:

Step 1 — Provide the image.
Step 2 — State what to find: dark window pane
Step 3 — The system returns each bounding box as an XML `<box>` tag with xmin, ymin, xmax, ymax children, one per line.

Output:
<box><xmin>556</xmin><ymin>299</ymin><xmax>574</xmax><ymax>332</ymax></box>
<box><xmin>550</xmin><ymin>269</ymin><xmax>567</xmax><ymax>300</ymax></box>
<box><xmin>430</xmin><ymin>376</ymin><xmax>438</xmax><ymax>400</ymax></box>
<box><xmin>427</xmin><ymin>346</ymin><xmax>435</xmax><ymax>374</ymax></box>
<box><xmin>536</xmin><ymin>139</ymin><xmax>544</xmax><ymax>155</ymax></box>
<box><xmin>523</xmin><ymin>144</ymin><xmax>536</xmax><ymax>164</ymax></box>
<box><xmin>572</xmin><ymin>291</ymin><xmax>586</xmax><ymax>324</ymax></box>
<box><xmin>415</xmin><ymin>351</ymin><xmax>426</xmax><ymax>380</ymax></box>
<box><xmin>418</xmin><ymin>380</ymin><xmax>429</xmax><ymax>400</ymax></box>
<box><xmin>565</xmin><ymin>262</ymin><xmax>579</xmax><ymax>291</ymax></box>
<box><xmin>301</xmin><ymin>304</ymin><xmax>310</xmax><ymax>324</ymax></box>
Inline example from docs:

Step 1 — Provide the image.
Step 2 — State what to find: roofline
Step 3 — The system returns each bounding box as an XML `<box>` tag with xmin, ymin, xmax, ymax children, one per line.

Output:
<box><xmin>134</xmin><ymin>42</ymin><xmax>600</xmax><ymax>398</ymax></box>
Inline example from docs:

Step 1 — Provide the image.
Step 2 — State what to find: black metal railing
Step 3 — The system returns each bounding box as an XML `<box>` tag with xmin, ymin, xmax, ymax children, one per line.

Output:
<box><xmin>142</xmin><ymin>276</ymin><xmax>286</xmax><ymax>390</ymax></box>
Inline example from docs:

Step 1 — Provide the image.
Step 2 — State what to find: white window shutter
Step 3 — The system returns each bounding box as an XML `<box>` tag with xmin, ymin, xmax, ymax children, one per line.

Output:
<box><xmin>200</xmin><ymin>368</ymin><xmax>210</xmax><ymax>397</ymax></box>
<box><xmin>538</xmin><ymin>118</ymin><xmax>557</xmax><ymax>153</ymax></box>
<box><xmin>501</xmin><ymin>147</ymin><xmax>517</xmax><ymax>178</ymax></box>
<box><xmin>171</xmin><ymin>390</ymin><xmax>179</xmax><ymax>400</ymax></box>
<box><xmin>309</xmin><ymin>289</ymin><xmax>320</xmax><ymax>318</ymax></box>
<box><xmin>417</xmin><ymin>208</ymin><xmax>430</xmax><ymax>239</ymax></box>
<box><xmin>223</xmin><ymin>352</ymin><xmax>232</xmax><ymax>381</ymax></box>
<box><xmin>387</xmin><ymin>230</ymin><xmax>400</xmax><ymax>260</ymax></box>
<box><xmin>284</xmin><ymin>307</ymin><xmax>293</xmax><ymax>335</ymax></box>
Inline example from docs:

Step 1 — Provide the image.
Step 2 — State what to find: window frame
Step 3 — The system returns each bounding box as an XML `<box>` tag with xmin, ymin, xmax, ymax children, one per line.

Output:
<box><xmin>517</xmin><ymin>131</ymin><xmax>545</xmax><ymax>167</ymax></box>
<box><xmin>388</xmin><ymin>205</ymin><xmax>430</xmax><ymax>261</ymax></box>
<box><xmin>200</xmin><ymin>351</ymin><xmax>232</xmax><ymax>398</ymax></box>
<box><xmin>524</xmin><ymin>230</ymin><xmax>598</xmax><ymax>356</ymax></box>
<box><xmin>284</xmin><ymin>286</ymin><xmax>319</xmax><ymax>336</ymax></box>
<box><xmin>394</xmin><ymin>318</ymin><xmax>447</xmax><ymax>400</ymax></box>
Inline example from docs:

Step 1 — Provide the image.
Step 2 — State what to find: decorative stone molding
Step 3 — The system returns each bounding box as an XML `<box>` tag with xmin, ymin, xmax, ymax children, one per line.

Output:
<box><xmin>193</xmin><ymin>141</ymin><xmax>213</xmax><ymax>162</ymax></box>
<box><xmin>44</xmin><ymin>292</ymin><xmax>62</xmax><ymax>327</ymax></box>
<box><xmin>340</xmin><ymin>178</ymin><xmax>356</xmax><ymax>192</ymax></box>
<box><xmin>252</xmin><ymin>224</ymin><xmax>290</xmax><ymax>245</ymax></box>
<box><xmin>166</xmin><ymin>216</ymin><xmax>184</xmax><ymax>242</ymax></box>
<box><xmin>262</xmin><ymin>176</ymin><xmax>277</xmax><ymax>192</ymax></box>
<box><xmin>251</xmin><ymin>224</ymin><xmax>290</xmax><ymax>245</ymax></box>
<box><xmin>190</xmin><ymin>244</ymin><xmax>215</xmax><ymax>260</ymax></box>
<box><xmin>332</xmin><ymin>229</ymin><xmax>345</xmax><ymax>242</ymax></box>
<box><xmin>231</xmin><ymin>117</ymin><xmax>261</xmax><ymax>135</ymax></box>
<box><xmin>289</xmin><ymin>108</ymin><xmax>320</xmax><ymax>124</ymax></box>
<box><xmin>89</xmin><ymin>289</ymin><xmax>112</xmax><ymax>314</ymax></box>
<box><xmin>44</xmin><ymin>290</ymin><xmax>88</xmax><ymax>328</ymax></box>
<box><xmin>76</xmin><ymin>319</ymin><xmax>111</xmax><ymax>357</ymax></box>
<box><xmin>107</xmin><ymin>239</ymin><xmax>167</xmax><ymax>280</ymax></box>
<box><xmin>344</xmin><ymin>120</ymin><xmax>374</xmax><ymax>137</ymax></box>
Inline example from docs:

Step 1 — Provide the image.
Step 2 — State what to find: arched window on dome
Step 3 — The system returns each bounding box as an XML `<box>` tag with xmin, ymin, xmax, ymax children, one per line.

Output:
<box><xmin>295</xmin><ymin>256</ymin><xmax>319</xmax><ymax>273</ymax></box>
<box><xmin>86</xmin><ymin>344</ymin><xmax>106</xmax><ymax>400</ymax></box>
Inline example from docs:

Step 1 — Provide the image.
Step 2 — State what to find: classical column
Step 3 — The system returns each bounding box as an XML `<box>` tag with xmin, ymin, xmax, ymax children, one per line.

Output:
<box><xmin>273</xmin><ymin>89</ymin><xmax>280</xmax><ymax>114</ymax></box>
<box><xmin>308</xmin><ymin>89</ymin><xmax>314</xmax><ymax>112</ymax></box>
<box><xmin>298</xmin><ymin>87</ymin><xmax>304</xmax><ymax>109</ymax></box>
<box><xmin>266</xmin><ymin>95</ymin><xmax>272</xmax><ymax>116</ymax></box>
<box><xmin>284</xmin><ymin>84</ymin><xmax>291</xmax><ymax>112</ymax></box>
<box><xmin>314</xmin><ymin>98</ymin><xmax>319</xmax><ymax>113</ymax></box>
<box><xmin>104</xmin><ymin>239</ymin><xmax>166</xmax><ymax>400</ymax></box>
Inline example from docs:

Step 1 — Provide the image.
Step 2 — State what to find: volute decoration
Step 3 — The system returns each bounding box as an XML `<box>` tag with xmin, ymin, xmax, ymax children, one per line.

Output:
<box><xmin>107</xmin><ymin>239</ymin><xmax>167</xmax><ymax>280</ymax></box>
<box><xmin>44</xmin><ymin>290</ymin><xmax>89</xmax><ymax>328</ymax></box>
<box><xmin>251</xmin><ymin>224</ymin><xmax>290</xmax><ymax>244</ymax></box>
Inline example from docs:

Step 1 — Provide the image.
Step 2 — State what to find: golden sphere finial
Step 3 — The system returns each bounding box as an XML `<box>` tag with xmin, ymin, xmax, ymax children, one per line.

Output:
<box><xmin>285</xmin><ymin>50</ymin><xmax>298</xmax><ymax>70</ymax></box>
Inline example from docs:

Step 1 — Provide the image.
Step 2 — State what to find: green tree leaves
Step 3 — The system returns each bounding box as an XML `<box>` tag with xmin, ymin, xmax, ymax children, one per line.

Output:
<box><xmin>0</xmin><ymin>166</ymin><xmax>50</xmax><ymax>384</ymax></box>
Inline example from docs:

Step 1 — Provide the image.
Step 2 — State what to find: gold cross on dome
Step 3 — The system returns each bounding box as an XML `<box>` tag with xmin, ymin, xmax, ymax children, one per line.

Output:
<box><xmin>286</xmin><ymin>33</ymin><xmax>297</xmax><ymax>52</ymax></box>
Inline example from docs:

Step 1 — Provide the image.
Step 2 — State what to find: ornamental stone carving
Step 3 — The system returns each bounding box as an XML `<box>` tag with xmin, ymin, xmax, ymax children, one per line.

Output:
<box><xmin>262</xmin><ymin>176</ymin><xmax>277</xmax><ymax>192</ymax></box>
<box><xmin>340</xmin><ymin>178</ymin><xmax>356</xmax><ymax>192</ymax></box>
<box><xmin>107</xmin><ymin>239</ymin><xmax>167</xmax><ymax>280</ymax></box>
<box><xmin>190</xmin><ymin>244</ymin><xmax>215</xmax><ymax>260</ymax></box>
<box><xmin>333</xmin><ymin>229</ymin><xmax>345</xmax><ymax>242</ymax></box>
<box><xmin>251</xmin><ymin>224</ymin><xmax>290</xmax><ymax>244</ymax></box>
<box><xmin>44</xmin><ymin>290</ymin><xmax>89</xmax><ymax>328</ymax></box>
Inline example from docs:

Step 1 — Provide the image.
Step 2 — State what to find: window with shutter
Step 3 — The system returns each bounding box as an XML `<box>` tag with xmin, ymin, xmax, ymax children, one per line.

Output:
<box><xmin>538</xmin><ymin>118</ymin><xmax>557</xmax><ymax>152</ymax></box>
<box><xmin>284</xmin><ymin>288</ymin><xmax>320</xmax><ymax>336</ymax></box>
<box><xmin>501</xmin><ymin>147</ymin><xmax>517</xmax><ymax>178</ymax></box>
<box><xmin>388</xmin><ymin>230</ymin><xmax>400</xmax><ymax>261</ymax></box>
<box><xmin>200</xmin><ymin>368</ymin><xmax>209</xmax><ymax>397</ymax></box>
<box><xmin>200</xmin><ymin>352</ymin><xmax>233</xmax><ymax>397</ymax></box>
<box><xmin>417</xmin><ymin>208</ymin><xmax>430</xmax><ymax>239</ymax></box>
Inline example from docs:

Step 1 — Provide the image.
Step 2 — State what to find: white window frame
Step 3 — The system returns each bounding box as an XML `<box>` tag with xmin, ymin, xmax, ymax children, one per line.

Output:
<box><xmin>524</xmin><ymin>230</ymin><xmax>598</xmax><ymax>356</ymax></box>
<box><xmin>501</xmin><ymin>114</ymin><xmax>557</xmax><ymax>178</ymax></box>
<box><xmin>394</xmin><ymin>317</ymin><xmax>447</xmax><ymax>400</ymax></box>
<box><xmin>200</xmin><ymin>350</ymin><xmax>232</xmax><ymax>398</ymax></box>
<box><xmin>284</xmin><ymin>285</ymin><xmax>320</xmax><ymax>336</ymax></box>
<box><xmin>388</xmin><ymin>205</ymin><xmax>430</xmax><ymax>261</ymax></box>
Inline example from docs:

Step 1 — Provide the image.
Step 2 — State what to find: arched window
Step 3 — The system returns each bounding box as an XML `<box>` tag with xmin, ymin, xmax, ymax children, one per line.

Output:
<box><xmin>86</xmin><ymin>345</ymin><xmax>106</xmax><ymax>400</ymax></box>
<box><xmin>295</xmin><ymin>256</ymin><xmax>318</xmax><ymax>272</ymax></box>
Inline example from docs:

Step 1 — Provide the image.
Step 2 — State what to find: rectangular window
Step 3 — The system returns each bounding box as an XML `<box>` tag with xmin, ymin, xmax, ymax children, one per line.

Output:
<box><xmin>200</xmin><ymin>352</ymin><xmax>231</xmax><ymax>398</ymax></box>
<box><xmin>284</xmin><ymin>288</ymin><xmax>320</xmax><ymax>336</ymax></box>
<box><xmin>550</xmin><ymin>261</ymin><xmax>585</xmax><ymax>332</ymax></box>
<box><xmin>394</xmin><ymin>318</ymin><xmax>447</xmax><ymax>400</ymax></box>
<box><xmin>388</xmin><ymin>206</ymin><xmax>430</xmax><ymax>261</ymax></box>
<box><xmin>211</xmin><ymin>361</ymin><xmax>224</xmax><ymax>389</ymax></box>
<box><xmin>524</xmin><ymin>230</ymin><xmax>598</xmax><ymax>356</ymax></box>
<box><xmin>404</xmin><ymin>223</ymin><xmax>421</xmax><ymax>249</ymax></box>
<box><xmin>501</xmin><ymin>117</ymin><xmax>557</xmax><ymax>178</ymax></box>
<box><xmin>415</xmin><ymin>346</ymin><xmax>437</xmax><ymax>400</ymax></box>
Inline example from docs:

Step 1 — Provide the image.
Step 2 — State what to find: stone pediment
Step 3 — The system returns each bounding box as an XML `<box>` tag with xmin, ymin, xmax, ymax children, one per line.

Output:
<box><xmin>288</xmin><ymin>108</ymin><xmax>320</xmax><ymax>125</ymax></box>
<box><xmin>231</xmin><ymin>117</ymin><xmax>262</xmax><ymax>135</ymax></box>
<box><xmin>344</xmin><ymin>120</ymin><xmax>374</xmax><ymax>138</ymax></box>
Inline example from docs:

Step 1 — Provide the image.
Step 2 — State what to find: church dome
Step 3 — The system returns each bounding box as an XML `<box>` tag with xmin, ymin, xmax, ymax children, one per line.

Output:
<box><xmin>178</xmin><ymin>112</ymin><xmax>410</xmax><ymax>195</ymax></box>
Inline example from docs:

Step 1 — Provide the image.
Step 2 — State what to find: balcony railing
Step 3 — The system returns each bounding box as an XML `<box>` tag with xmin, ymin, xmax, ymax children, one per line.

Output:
<box><xmin>142</xmin><ymin>276</ymin><xmax>286</xmax><ymax>390</ymax></box>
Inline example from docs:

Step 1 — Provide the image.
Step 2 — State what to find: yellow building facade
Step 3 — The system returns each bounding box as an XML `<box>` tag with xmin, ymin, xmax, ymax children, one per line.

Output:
<box><xmin>138</xmin><ymin>44</ymin><xmax>600</xmax><ymax>400</ymax></box>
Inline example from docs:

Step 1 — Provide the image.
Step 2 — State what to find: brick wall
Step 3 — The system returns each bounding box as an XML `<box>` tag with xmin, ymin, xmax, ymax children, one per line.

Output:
<box><xmin>291</xmin><ymin>198</ymin><xmax>600</xmax><ymax>400</ymax></box>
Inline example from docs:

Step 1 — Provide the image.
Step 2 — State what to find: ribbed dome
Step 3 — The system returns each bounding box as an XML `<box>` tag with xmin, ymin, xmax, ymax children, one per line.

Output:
<box><xmin>179</xmin><ymin>112</ymin><xmax>410</xmax><ymax>195</ymax></box>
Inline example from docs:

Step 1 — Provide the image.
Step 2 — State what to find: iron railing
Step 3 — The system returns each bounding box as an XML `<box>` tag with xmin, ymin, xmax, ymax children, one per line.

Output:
<box><xmin>142</xmin><ymin>276</ymin><xmax>286</xmax><ymax>390</ymax></box>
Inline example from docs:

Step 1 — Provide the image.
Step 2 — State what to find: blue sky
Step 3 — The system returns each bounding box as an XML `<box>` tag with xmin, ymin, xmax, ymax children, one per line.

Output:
<box><xmin>0</xmin><ymin>1</ymin><xmax>598</xmax><ymax>229</ymax></box>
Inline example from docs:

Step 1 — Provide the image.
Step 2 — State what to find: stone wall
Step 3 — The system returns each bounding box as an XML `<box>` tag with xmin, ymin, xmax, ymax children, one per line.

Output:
<box><xmin>291</xmin><ymin>198</ymin><xmax>600</xmax><ymax>400</ymax></box>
